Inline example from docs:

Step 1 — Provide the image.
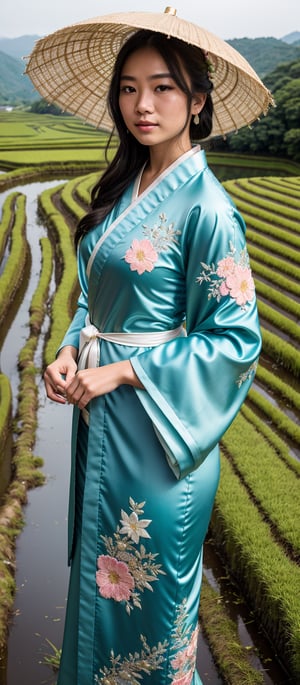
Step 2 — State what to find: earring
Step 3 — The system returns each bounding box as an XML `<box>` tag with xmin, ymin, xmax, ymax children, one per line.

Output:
<box><xmin>194</xmin><ymin>113</ymin><xmax>200</xmax><ymax>125</ymax></box>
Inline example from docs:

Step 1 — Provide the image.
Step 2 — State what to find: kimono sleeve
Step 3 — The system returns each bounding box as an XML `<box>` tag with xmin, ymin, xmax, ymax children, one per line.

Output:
<box><xmin>130</xmin><ymin>193</ymin><xmax>262</xmax><ymax>480</ymax></box>
<box><xmin>57</xmin><ymin>240</ymin><xmax>89</xmax><ymax>354</ymax></box>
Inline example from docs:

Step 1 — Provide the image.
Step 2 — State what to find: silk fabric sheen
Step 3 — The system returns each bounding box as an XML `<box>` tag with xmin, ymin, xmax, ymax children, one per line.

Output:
<box><xmin>57</xmin><ymin>147</ymin><xmax>261</xmax><ymax>684</ymax></box>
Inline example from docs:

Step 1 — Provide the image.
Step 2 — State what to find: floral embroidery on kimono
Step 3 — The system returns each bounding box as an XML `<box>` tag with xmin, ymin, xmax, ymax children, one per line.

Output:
<box><xmin>169</xmin><ymin>599</ymin><xmax>199</xmax><ymax>685</ymax></box>
<box><xmin>196</xmin><ymin>241</ymin><xmax>255</xmax><ymax>309</ymax></box>
<box><xmin>236</xmin><ymin>360</ymin><xmax>259</xmax><ymax>388</ymax></box>
<box><xmin>56</xmin><ymin>148</ymin><xmax>262</xmax><ymax>685</ymax></box>
<box><xmin>96</xmin><ymin>498</ymin><xmax>165</xmax><ymax>614</ymax></box>
<box><xmin>124</xmin><ymin>213</ymin><xmax>181</xmax><ymax>274</ymax></box>
<box><xmin>95</xmin><ymin>634</ymin><xmax>168</xmax><ymax>684</ymax></box>
<box><xmin>94</xmin><ymin>599</ymin><xmax>199</xmax><ymax>685</ymax></box>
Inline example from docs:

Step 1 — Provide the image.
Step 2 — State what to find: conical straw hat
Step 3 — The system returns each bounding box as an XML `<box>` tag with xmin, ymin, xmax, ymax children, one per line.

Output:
<box><xmin>25</xmin><ymin>6</ymin><xmax>274</xmax><ymax>138</ymax></box>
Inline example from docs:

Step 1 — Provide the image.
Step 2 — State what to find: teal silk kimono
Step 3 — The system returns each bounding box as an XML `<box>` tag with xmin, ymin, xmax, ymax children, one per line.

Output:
<box><xmin>57</xmin><ymin>146</ymin><xmax>261</xmax><ymax>685</ymax></box>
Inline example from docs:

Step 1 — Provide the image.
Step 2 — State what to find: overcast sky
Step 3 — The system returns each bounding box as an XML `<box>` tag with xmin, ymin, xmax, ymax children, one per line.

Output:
<box><xmin>1</xmin><ymin>0</ymin><xmax>299</xmax><ymax>40</ymax></box>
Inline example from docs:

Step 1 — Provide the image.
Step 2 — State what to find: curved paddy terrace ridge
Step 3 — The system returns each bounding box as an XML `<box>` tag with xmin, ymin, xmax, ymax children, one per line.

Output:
<box><xmin>0</xmin><ymin>112</ymin><xmax>299</xmax><ymax>684</ymax></box>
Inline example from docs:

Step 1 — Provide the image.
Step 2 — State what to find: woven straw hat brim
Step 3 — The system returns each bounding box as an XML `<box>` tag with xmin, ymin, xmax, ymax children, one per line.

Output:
<box><xmin>25</xmin><ymin>9</ymin><xmax>274</xmax><ymax>138</ymax></box>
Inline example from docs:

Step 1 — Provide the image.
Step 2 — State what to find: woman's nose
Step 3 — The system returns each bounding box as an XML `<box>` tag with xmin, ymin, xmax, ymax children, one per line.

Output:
<box><xmin>135</xmin><ymin>90</ymin><xmax>154</xmax><ymax>113</ymax></box>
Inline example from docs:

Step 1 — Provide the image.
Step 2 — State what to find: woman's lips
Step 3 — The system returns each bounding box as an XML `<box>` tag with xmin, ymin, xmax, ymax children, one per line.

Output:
<box><xmin>136</xmin><ymin>121</ymin><xmax>158</xmax><ymax>131</ymax></box>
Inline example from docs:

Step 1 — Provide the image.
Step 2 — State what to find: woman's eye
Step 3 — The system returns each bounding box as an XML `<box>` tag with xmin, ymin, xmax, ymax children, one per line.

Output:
<box><xmin>120</xmin><ymin>85</ymin><xmax>135</xmax><ymax>93</ymax></box>
<box><xmin>156</xmin><ymin>85</ymin><xmax>172</xmax><ymax>92</ymax></box>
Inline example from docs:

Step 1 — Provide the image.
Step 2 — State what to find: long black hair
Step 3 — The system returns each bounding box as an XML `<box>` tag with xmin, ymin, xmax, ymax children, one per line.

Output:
<box><xmin>75</xmin><ymin>30</ymin><xmax>214</xmax><ymax>247</ymax></box>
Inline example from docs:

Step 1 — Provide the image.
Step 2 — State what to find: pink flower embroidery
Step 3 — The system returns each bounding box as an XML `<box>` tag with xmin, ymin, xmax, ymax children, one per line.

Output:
<box><xmin>171</xmin><ymin>649</ymin><xmax>188</xmax><ymax>671</ymax></box>
<box><xmin>225</xmin><ymin>265</ymin><xmax>255</xmax><ymax>306</ymax></box>
<box><xmin>216</xmin><ymin>256</ymin><xmax>235</xmax><ymax>277</ymax></box>
<box><xmin>171</xmin><ymin>669</ymin><xmax>194</xmax><ymax>685</ymax></box>
<box><xmin>219</xmin><ymin>280</ymin><xmax>230</xmax><ymax>296</ymax></box>
<box><xmin>197</xmin><ymin>246</ymin><xmax>255</xmax><ymax>309</ymax></box>
<box><xmin>96</xmin><ymin>555</ymin><xmax>134</xmax><ymax>602</ymax></box>
<box><xmin>186</xmin><ymin>626</ymin><xmax>199</xmax><ymax>659</ymax></box>
<box><xmin>124</xmin><ymin>238</ymin><xmax>158</xmax><ymax>275</ymax></box>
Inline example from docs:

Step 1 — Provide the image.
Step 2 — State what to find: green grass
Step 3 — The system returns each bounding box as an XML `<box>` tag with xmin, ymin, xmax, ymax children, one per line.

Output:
<box><xmin>222</xmin><ymin>413</ymin><xmax>300</xmax><ymax>558</ymax></box>
<box><xmin>225</xmin><ymin>181</ymin><xmax>300</xmax><ymax>230</ymax></box>
<box><xmin>257</xmin><ymin>301</ymin><xmax>300</xmax><ymax>342</ymax></box>
<box><xmin>255</xmin><ymin>363</ymin><xmax>300</xmax><ymax>412</ymax></box>
<box><xmin>19</xmin><ymin>237</ymin><xmax>53</xmax><ymax>368</ymax></box>
<box><xmin>0</xmin><ymin>111</ymin><xmax>117</xmax><ymax>167</ymax></box>
<box><xmin>212</xmin><ymin>453</ymin><xmax>300</xmax><ymax>680</ymax></box>
<box><xmin>199</xmin><ymin>575</ymin><xmax>264</xmax><ymax>685</ymax></box>
<box><xmin>216</xmin><ymin>173</ymin><xmax>300</xmax><ymax>680</ymax></box>
<box><xmin>37</xmin><ymin>185</ymin><xmax>78</xmax><ymax>365</ymax></box>
<box><xmin>247</xmin><ymin>387</ymin><xmax>300</xmax><ymax>444</ymax></box>
<box><xmin>247</xmin><ymin>228</ymin><xmax>300</xmax><ymax>264</ymax></box>
<box><xmin>238</xmin><ymin>177</ymin><xmax>300</xmax><ymax>210</ymax></box>
<box><xmin>255</xmin><ymin>278</ymin><xmax>300</xmax><ymax>318</ymax></box>
<box><xmin>60</xmin><ymin>176</ymin><xmax>87</xmax><ymax>223</ymax></box>
<box><xmin>0</xmin><ymin>192</ymin><xmax>19</xmax><ymax>259</ymax></box>
<box><xmin>240</xmin><ymin>403</ymin><xmax>300</xmax><ymax>477</ymax></box>
<box><xmin>0</xmin><ymin>193</ymin><xmax>28</xmax><ymax>326</ymax></box>
<box><xmin>250</xmin><ymin>258</ymin><xmax>300</xmax><ymax>298</ymax></box>
<box><xmin>248</xmin><ymin>243</ymin><xmax>300</xmax><ymax>280</ymax></box>
<box><xmin>261</xmin><ymin>327</ymin><xmax>300</xmax><ymax>377</ymax></box>
<box><xmin>208</xmin><ymin>152</ymin><xmax>300</xmax><ymax>175</ymax></box>
<box><xmin>0</xmin><ymin>224</ymin><xmax>56</xmax><ymax>648</ymax></box>
<box><xmin>0</xmin><ymin>374</ymin><xmax>12</xmax><ymax>496</ymax></box>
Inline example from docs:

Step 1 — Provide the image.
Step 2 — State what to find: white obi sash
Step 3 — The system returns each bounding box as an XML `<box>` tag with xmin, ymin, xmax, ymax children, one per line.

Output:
<box><xmin>78</xmin><ymin>315</ymin><xmax>185</xmax><ymax>371</ymax></box>
<box><xmin>78</xmin><ymin>315</ymin><xmax>185</xmax><ymax>425</ymax></box>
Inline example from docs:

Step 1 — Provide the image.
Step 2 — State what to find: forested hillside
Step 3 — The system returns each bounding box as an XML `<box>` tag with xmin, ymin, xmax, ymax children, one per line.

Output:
<box><xmin>0</xmin><ymin>35</ymin><xmax>40</xmax><ymax>60</ymax></box>
<box><xmin>227</xmin><ymin>36</ymin><xmax>300</xmax><ymax>76</ymax></box>
<box><xmin>225</xmin><ymin>59</ymin><xmax>300</xmax><ymax>161</ymax></box>
<box><xmin>0</xmin><ymin>50</ymin><xmax>37</xmax><ymax>104</ymax></box>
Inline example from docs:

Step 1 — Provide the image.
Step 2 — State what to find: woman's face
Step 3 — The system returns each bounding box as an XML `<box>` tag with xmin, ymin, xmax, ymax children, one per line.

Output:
<box><xmin>119</xmin><ymin>46</ymin><xmax>204</xmax><ymax>156</ymax></box>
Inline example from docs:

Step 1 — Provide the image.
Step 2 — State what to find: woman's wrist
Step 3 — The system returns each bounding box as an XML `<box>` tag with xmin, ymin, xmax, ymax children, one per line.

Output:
<box><xmin>121</xmin><ymin>360</ymin><xmax>144</xmax><ymax>389</ymax></box>
<box><xmin>57</xmin><ymin>345</ymin><xmax>78</xmax><ymax>362</ymax></box>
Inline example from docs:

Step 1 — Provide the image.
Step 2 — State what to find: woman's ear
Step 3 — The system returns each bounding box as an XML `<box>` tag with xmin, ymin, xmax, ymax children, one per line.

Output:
<box><xmin>192</xmin><ymin>93</ymin><xmax>207</xmax><ymax>116</ymax></box>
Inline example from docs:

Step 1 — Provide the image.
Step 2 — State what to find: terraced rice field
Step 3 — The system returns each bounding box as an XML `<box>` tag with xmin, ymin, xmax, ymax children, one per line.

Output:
<box><xmin>0</xmin><ymin>150</ymin><xmax>299</xmax><ymax>682</ymax></box>
<box><xmin>217</xmin><ymin>175</ymin><xmax>300</xmax><ymax>679</ymax></box>
<box><xmin>36</xmin><ymin>169</ymin><xmax>300</xmax><ymax>679</ymax></box>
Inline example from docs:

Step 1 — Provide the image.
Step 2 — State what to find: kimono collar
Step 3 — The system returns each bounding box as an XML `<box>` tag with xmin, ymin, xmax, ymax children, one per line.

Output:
<box><xmin>132</xmin><ymin>145</ymin><xmax>205</xmax><ymax>201</ymax></box>
<box><xmin>86</xmin><ymin>145</ymin><xmax>208</xmax><ymax>279</ymax></box>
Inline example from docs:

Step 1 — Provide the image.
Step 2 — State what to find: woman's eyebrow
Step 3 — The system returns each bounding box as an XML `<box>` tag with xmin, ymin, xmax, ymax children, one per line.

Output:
<box><xmin>120</xmin><ymin>72</ymin><xmax>172</xmax><ymax>81</ymax></box>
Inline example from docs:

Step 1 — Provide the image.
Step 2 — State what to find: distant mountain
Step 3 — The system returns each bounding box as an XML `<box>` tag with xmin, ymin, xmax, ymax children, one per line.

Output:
<box><xmin>0</xmin><ymin>50</ymin><xmax>38</xmax><ymax>104</ymax></box>
<box><xmin>0</xmin><ymin>35</ymin><xmax>39</xmax><ymax>60</ymax></box>
<box><xmin>281</xmin><ymin>31</ymin><xmax>300</xmax><ymax>44</ymax></box>
<box><xmin>227</xmin><ymin>36</ymin><xmax>300</xmax><ymax>77</ymax></box>
<box><xmin>1</xmin><ymin>33</ymin><xmax>300</xmax><ymax>105</ymax></box>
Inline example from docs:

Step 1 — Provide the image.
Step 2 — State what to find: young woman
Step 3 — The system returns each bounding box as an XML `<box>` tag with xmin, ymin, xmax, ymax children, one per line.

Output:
<box><xmin>44</xmin><ymin>29</ymin><xmax>261</xmax><ymax>685</ymax></box>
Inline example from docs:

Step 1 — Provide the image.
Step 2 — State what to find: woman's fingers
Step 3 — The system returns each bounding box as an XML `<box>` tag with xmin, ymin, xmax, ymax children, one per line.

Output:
<box><xmin>65</xmin><ymin>368</ymin><xmax>105</xmax><ymax>407</ymax></box>
<box><xmin>64</xmin><ymin>362</ymin><xmax>133</xmax><ymax>407</ymax></box>
<box><xmin>44</xmin><ymin>366</ymin><xmax>68</xmax><ymax>404</ymax></box>
<box><xmin>43</xmin><ymin>351</ymin><xmax>78</xmax><ymax>404</ymax></box>
<box><xmin>65</xmin><ymin>372</ymin><xmax>89</xmax><ymax>407</ymax></box>
<box><xmin>45</xmin><ymin>378</ymin><xmax>67</xmax><ymax>403</ymax></box>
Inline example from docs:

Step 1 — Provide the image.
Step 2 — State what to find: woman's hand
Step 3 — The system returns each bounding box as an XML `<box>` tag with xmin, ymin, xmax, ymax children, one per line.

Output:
<box><xmin>44</xmin><ymin>346</ymin><xmax>78</xmax><ymax>404</ymax></box>
<box><xmin>65</xmin><ymin>360</ymin><xmax>144</xmax><ymax>409</ymax></box>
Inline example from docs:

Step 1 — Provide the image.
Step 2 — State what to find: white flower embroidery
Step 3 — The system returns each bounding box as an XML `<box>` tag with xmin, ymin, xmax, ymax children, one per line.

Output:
<box><xmin>236</xmin><ymin>360</ymin><xmax>258</xmax><ymax>388</ymax></box>
<box><xmin>143</xmin><ymin>212</ymin><xmax>181</xmax><ymax>252</ymax></box>
<box><xmin>97</xmin><ymin>498</ymin><xmax>165</xmax><ymax>614</ymax></box>
<box><xmin>119</xmin><ymin>510</ymin><xmax>151</xmax><ymax>544</ymax></box>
